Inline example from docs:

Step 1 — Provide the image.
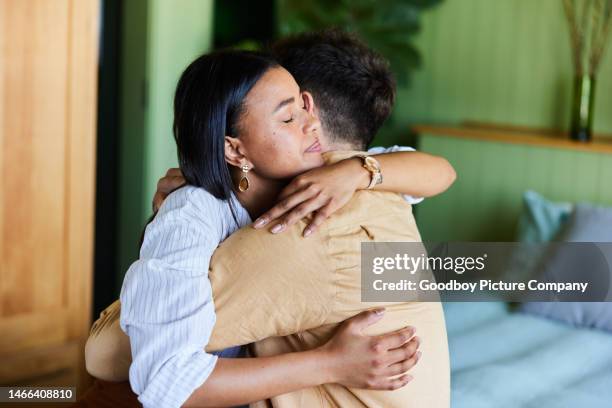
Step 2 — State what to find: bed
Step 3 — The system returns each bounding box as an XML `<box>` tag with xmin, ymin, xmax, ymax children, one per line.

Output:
<box><xmin>445</xmin><ymin>302</ymin><xmax>612</xmax><ymax>407</ymax></box>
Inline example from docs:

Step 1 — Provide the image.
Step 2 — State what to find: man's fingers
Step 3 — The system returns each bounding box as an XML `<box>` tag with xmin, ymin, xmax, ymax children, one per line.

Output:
<box><xmin>386</xmin><ymin>351</ymin><xmax>421</xmax><ymax>377</ymax></box>
<box><xmin>376</xmin><ymin>326</ymin><xmax>416</xmax><ymax>351</ymax></box>
<box><xmin>253</xmin><ymin>186</ymin><xmax>318</xmax><ymax>229</ymax></box>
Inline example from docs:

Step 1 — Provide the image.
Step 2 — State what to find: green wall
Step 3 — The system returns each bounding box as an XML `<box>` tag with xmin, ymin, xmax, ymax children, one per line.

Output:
<box><xmin>118</xmin><ymin>0</ymin><xmax>214</xmax><ymax>283</ymax></box>
<box><xmin>417</xmin><ymin>133</ymin><xmax>612</xmax><ymax>242</ymax></box>
<box><xmin>375</xmin><ymin>0</ymin><xmax>612</xmax><ymax>146</ymax></box>
<box><xmin>375</xmin><ymin>0</ymin><xmax>612</xmax><ymax>241</ymax></box>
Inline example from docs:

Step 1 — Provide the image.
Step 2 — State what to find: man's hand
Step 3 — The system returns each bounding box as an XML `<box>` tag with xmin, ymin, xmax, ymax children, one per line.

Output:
<box><xmin>152</xmin><ymin>168</ymin><xmax>186</xmax><ymax>213</ymax></box>
<box><xmin>253</xmin><ymin>158</ymin><xmax>369</xmax><ymax>237</ymax></box>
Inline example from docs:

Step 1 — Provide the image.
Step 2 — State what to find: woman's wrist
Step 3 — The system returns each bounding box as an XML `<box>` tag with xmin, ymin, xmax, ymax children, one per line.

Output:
<box><xmin>342</xmin><ymin>157</ymin><xmax>371</xmax><ymax>191</ymax></box>
<box><xmin>310</xmin><ymin>346</ymin><xmax>339</xmax><ymax>385</ymax></box>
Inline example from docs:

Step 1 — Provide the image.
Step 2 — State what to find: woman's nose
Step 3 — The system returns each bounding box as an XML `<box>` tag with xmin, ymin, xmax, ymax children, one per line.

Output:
<box><xmin>302</xmin><ymin>110</ymin><xmax>320</xmax><ymax>135</ymax></box>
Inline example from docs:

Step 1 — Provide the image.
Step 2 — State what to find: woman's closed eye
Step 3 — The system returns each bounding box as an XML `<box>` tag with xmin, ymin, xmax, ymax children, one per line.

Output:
<box><xmin>282</xmin><ymin>100</ymin><xmax>306</xmax><ymax>123</ymax></box>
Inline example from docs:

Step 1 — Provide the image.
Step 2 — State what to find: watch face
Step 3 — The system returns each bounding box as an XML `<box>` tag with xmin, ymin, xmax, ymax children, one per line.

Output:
<box><xmin>364</xmin><ymin>156</ymin><xmax>380</xmax><ymax>172</ymax></box>
<box><xmin>362</xmin><ymin>156</ymin><xmax>382</xmax><ymax>188</ymax></box>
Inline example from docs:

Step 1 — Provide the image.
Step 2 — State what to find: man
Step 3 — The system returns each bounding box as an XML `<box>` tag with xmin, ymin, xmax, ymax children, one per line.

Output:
<box><xmin>85</xmin><ymin>30</ymin><xmax>453</xmax><ymax>407</ymax></box>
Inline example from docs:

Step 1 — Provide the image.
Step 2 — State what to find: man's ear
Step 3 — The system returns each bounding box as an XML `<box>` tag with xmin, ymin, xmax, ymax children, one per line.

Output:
<box><xmin>224</xmin><ymin>136</ymin><xmax>250</xmax><ymax>168</ymax></box>
<box><xmin>301</xmin><ymin>91</ymin><xmax>318</xmax><ymax>118</ymax></box>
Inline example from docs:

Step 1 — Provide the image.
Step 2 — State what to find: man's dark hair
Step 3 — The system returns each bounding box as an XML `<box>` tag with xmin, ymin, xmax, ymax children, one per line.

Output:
<box><xmin>271</xmin><ymin>29</ymin><xmax>396</xmax><ymax>149</ymax></box>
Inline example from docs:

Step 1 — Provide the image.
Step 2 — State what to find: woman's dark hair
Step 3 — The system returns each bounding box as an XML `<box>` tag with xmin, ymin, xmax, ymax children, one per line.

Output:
<box><xmin>173</xmin><ymin>49</ymin><xmax>278</xmax><ymax>211</ymax></box>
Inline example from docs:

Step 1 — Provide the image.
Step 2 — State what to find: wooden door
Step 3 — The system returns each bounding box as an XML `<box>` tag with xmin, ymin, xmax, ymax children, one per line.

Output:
<box><xmin>0</xmin><ymin>0</ymin><xmax>99</xmax><ymax>393</ymax></box>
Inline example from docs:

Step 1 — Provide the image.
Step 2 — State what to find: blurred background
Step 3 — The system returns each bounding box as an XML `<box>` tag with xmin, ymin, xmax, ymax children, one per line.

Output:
<box><xmin>2</xmin><ymin>0</ymin><xmax>612</xmax><ymax>404</ymax></box>
<box><xmin>99</xmin><ymin>0</ymin><xmax>612</xmax><ymax>313</ymax></box>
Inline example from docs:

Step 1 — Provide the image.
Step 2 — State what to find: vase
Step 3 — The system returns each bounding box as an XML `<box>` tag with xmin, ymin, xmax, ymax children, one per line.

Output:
<box><xmin>569</xmin><ymin>74</ymin><xmax>596</xmax><ymax>142</ymax></box>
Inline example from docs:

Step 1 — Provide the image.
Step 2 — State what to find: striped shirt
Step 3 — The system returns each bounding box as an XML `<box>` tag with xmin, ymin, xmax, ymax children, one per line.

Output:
<box><xmin>120</xmin><ymin>186</ymin><xmax>250</xmax><ymax>408</ymax></box>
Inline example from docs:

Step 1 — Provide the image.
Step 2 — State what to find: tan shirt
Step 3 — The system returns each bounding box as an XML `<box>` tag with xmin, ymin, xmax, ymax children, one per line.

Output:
<box><xmin>85</xmin><ymin>151</ymin><xmax>450</xmax><ymax>407</ymax></box>
<box><xmin>208</xmin><ymin>151</ymin><xmax>449</xmax><ymax>407</ymax></box>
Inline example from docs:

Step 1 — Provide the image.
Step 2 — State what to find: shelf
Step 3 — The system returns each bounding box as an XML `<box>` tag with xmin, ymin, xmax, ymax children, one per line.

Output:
<box><xmin>412</xmin><ymin>123</ymin><xmax>612</xmax><ymax>155</ymax></box>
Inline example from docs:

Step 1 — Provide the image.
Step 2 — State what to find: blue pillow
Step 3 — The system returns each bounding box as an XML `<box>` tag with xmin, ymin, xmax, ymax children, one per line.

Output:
<box><xmin>500</xmin><ymin>191</ymin><xmax>573</xmax><ymax>283</ymax></box>
<box><xmin>520</xmin><ymin>203</ymin><xmax>612</xmax><ymax>333</ymax></box>
<box><xmin>516</xmin><ymin>190</ymin><xmax>572</xmax><ymax>243</ymax></box>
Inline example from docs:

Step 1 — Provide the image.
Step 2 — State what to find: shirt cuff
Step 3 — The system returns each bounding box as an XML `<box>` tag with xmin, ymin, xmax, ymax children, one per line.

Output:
<box><xmin>137</xmin><ymin>351</ymin><xmax>218</xmax><ymax>408</ymax></box>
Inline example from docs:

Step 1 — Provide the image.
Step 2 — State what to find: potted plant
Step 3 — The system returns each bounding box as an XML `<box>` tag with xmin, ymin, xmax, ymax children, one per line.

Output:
<box><xmin>563</xmin><ymin>0</ymin><xmax>611</xmax><ymax>141</ymax></box>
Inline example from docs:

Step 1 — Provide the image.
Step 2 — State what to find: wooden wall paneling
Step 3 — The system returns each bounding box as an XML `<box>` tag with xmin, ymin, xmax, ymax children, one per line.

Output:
<box><xmin>524</xmin><ymin>146</ymin><xmax>553</xmax><ymax>198</ymax></box>
<box><xmin>473</xmin><ymin>142</ymin><xmax>506</xmax><ymax>240</ymax></box>
<box><xmin>419</xmin><ymin>136</ymin><xmax>458</xmax><ymax>240</ymax></box>
<box><xmin>453</xmin><ymin>139</ymin><xmax>484</xmax><ymax>241</ymax></box>
<box><xmin>417</xmin><ymin>132</ymin><xmax>612</xmax><ymax>242</ymax></box>
<box><xmin>496</xmin><ymin>143</ymin><xmax>527</xmax><ymax>240</ymax></box>
<box><xmin>570</xmin><ymin>152</ymin><xmax>603</xmax><ymax>203</ymax></box>
<box><xmin>548</xmin><ymin>149</ymin><xmax>577</xmax><ymax>203</ymax></box>
<box><xmin>597</xmin><ymin>158</ymin><xmax>612</xmax><ymax>205</ymax></box>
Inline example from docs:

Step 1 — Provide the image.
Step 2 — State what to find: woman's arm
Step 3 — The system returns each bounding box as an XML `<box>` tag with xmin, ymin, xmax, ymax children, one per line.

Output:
<box><xmin>184</xmin><ymin>310</ymin><xmax>420</xmax><ymax>408</ymax></box>
<box><xmin>151</xmin><ymin>150</ymin><xmax>456</xmax><ymax>236</ymax></box>
<box><xmin>367</xmin><ymin>149</ymin><xmax>457</xmax><ymax>198</ymax></box>
<box><xmin>151</xmin><ymin>148</ymin><xmax>456</xmax><ymax>216</ymax></box>
<box><xmin>252</xmin><ymin>149</ymin><xmax>456</xmax><ymax>236</ymax></box>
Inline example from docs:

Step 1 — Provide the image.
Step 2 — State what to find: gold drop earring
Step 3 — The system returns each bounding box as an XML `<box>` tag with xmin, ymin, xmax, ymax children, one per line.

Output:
<box><xmin>238</xmin><ymin>164</ymin><xmax>250</xmax><ymax>192</ymax></box>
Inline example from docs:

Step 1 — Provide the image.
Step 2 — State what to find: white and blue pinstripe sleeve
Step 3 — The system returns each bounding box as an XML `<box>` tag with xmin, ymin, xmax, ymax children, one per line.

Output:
<box><xmin>119</xmin><ymin>187</ymin><xmax>223</xmax><ymax>408</ymax></box>
<box><xmin>367</xmin><ymin>145</ymin><xmax>425</xmax><ymax>204</ymax></box>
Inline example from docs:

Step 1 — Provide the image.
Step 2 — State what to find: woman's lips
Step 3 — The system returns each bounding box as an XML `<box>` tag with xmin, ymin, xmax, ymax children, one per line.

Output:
<box><xmin>305</xmin><ymin>140</ymin><xmax>322</xmax><ymax>153</ymax></box>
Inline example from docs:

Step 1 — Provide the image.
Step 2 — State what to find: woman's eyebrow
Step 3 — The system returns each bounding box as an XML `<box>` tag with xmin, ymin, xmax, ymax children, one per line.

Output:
<box><xmin>272</xmin><ymin>97</ymin><xmax>295</xmax><ymax>113</ymax></box>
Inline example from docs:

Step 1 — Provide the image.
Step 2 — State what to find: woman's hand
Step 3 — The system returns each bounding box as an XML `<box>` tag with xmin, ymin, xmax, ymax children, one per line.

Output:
<box><xmin>152</xmin><ymin>168</ymin><xmax>186</xmax><ymax>213</ymax></box>
<box><xmin>253</xmin><ymin>158</ymin><xmax>368</xmax><ymax>237</ymax></box>
<box><xmin>318</xmin><ymin>309</ymin><xmax>421</xmax><ymax>390</ymax></box>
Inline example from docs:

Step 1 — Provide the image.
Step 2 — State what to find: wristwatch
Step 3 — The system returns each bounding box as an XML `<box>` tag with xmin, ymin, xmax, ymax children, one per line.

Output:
<box><xmin>356</xmin><ymin>155</ymin><xmax>383</xmax><ymax>189</ymax></box>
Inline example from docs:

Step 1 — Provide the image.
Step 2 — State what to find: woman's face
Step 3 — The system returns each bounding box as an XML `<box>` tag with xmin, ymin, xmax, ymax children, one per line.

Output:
<box><xmin>229</xmin><ymin>66</ymin><xmax>324</xmax><ymax>180</ymax></box>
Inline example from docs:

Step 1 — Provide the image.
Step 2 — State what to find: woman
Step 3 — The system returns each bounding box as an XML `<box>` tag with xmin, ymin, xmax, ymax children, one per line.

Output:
<box><xmin>118</xmin><ymin>49</ymin><xmax>450</xmax><ymax>408</ymax></box>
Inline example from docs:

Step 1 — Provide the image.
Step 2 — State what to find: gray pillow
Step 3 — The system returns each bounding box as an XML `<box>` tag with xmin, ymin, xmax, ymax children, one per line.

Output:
<box><xmin>520</xmin><ymin>203</ymin><xmax>612</xmax><ymax>332</ymax></box>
